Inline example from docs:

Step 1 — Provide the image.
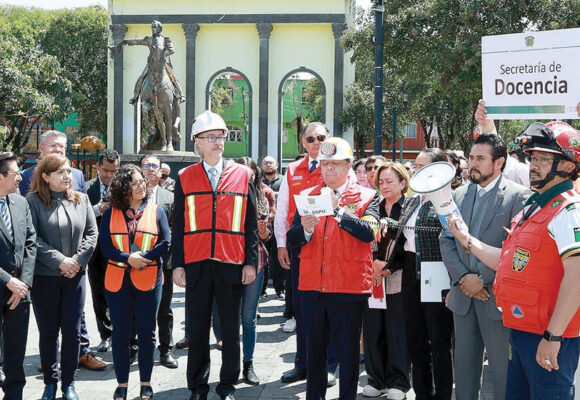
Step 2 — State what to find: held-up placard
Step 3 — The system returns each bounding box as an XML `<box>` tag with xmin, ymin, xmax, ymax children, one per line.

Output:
<box><xmin>293</xmin><ymin>194</ymin><xmax>334</xmax><ymax>217</ymax></box>
<box><xmin>482</xmin><ymin>28</ymin><xmax>580</xmax><ymax>120</ymax></box>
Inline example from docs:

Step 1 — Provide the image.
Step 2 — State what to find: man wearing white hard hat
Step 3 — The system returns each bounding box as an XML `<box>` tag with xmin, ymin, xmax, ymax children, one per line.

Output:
<box><xmin>171</xmin><ymin>110</ymin><xmax>259</xmax><ymax>400</ymax></box>
<box><xmin>287</xmin><ymin>137</ymin><xmax>380</xmax><ymax>400</ymax></box>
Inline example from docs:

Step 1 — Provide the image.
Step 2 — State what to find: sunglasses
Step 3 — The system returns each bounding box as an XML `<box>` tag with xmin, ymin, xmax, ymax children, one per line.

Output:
<box><xmin>365</xmin><ymin>165</ymin><xmax>378</xmax><ymax>172</ymax></box>
<box><xmin>305</xmin><ymin>135</ymin><xmax>327</xmax><ymax>144</ymax></box>
<box><xmin>142</xmin><ymin>163</ymin><xmax>160</xmax><ymax>170</ymax></box>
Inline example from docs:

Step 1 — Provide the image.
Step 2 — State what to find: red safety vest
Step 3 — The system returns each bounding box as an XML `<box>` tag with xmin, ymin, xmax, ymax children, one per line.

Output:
<box><xmin>106</xmin><ymin>202</ymin><xmax>159</xmax><ymax>292</ymax></box>
<box><xmin>495</xmin><ymin>190</ymin><xmax>580</xmax><ymax>337</ymax></box>
<box><xmin>179</xmin><ymin>160</ymin><xmax>250</xmax><ymax>265</ymax></box>
<box><xmin>285</xmin><ymin>157</ymin><xmax>323</xmax><ymax>229</ymax></box>
<box><xmin>298</xmin><ymin>182</ymin><xmax>376</xmax><ymax>294</ymax></box>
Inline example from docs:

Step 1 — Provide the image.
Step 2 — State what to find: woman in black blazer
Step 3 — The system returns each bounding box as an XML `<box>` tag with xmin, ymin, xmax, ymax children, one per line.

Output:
<box><xmin>27</xmin><ymin>154</ymin><xmax>97</xmax><ymax>400</ymax></box>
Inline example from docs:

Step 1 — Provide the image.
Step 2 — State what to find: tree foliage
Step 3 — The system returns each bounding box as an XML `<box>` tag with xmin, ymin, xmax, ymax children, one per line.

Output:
<box><xmin>341</xmin><ymin>1</ymin><xmax>580</xmax><ymax>154</ymax></box>
<box><xmin>0</xmin><ymin>5</ymin><xmax>107</xmax><ymax>152</ymax></box>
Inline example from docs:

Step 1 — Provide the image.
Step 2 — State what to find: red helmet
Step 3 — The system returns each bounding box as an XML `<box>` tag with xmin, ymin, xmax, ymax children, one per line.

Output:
<box><xmin>546</xmin><ymin>121</ymin><xmax>580</xmax><ymax>165</ymax></box>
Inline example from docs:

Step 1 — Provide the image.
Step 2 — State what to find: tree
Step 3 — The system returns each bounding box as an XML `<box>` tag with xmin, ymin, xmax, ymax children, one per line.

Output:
<box><xmin>41</xmin><ymin>6</ymin><xmax>108</xmax><ymax>137</ymax></box>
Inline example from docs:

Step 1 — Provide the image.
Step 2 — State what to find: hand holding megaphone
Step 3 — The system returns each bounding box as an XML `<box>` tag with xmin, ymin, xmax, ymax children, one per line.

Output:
<box><xmin>446</xmin><ymin>213</ymin><xmax>469</xmax><ymax>244</ymax></box>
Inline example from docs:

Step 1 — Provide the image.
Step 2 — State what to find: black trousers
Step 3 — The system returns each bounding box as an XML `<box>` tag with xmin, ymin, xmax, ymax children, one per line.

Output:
<box><xmin>185</xmin><ymin>261</ymin><xmax>243</xmax><ymax>398</ymax></box>
<box><xmin>267</xmin><ymin>236</ymin><xmax>285</xmax><ymax>294</ymax></box>
<box><xmin>0</xmin><ymin>290</ymin><xmax>29</xmax><ymax>400</ymax></box>
<box><xmin>403</xmin><ymin>288</ymin><xmax>453</xmax><ymax>400</ymax></box>
<box><xmin>32</xmin><ymin>273</ymin><xmax>86</xmax><ymax>387</ymax></box>
<box><xmin>303</xmin><ymin>293</ymin><xmax>365</xmax><ymax>400</ymax></box>
<box><xmin>363</xmin><ymin>292</ymin><xmax>410</xmax><ymax>392</ymax></box>
<box><xmin>157</xmin><ymin>269</ymin><xmax>174</xmax><ymax>354</ymax></box>
<box><xmin>87</xmin><ymin>251</ymin><xmax>112</xmax><ymax>341</ymax></box>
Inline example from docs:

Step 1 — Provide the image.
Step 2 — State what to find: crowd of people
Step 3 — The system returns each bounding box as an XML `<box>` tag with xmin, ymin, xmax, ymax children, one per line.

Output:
<box><xmin>0</xmin><ymin>102</ymin><xmax>579</xmax><ymax>400</ymax></box>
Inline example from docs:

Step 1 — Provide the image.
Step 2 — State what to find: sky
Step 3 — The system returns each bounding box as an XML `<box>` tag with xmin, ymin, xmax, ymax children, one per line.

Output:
<box><xmin>1</xmin><ymin>0</ymin><xmax>372</xmax><ymax>10</ymax></box>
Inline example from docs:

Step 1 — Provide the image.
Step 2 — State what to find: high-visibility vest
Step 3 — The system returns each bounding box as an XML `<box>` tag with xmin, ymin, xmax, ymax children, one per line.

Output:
<box><xmin>285</xmin><ymin>157</ymin><xmax>323</xmax><ymax>229</ymax></box>
<box><xmin>298</xmin><ymin>183</ymin><xmax>376</xmax><ymax>294</ymax></box>
<box><xmin>179</xmin><ymin>160</ymin><xmax>250</xmax><ymax>265</ymax></box>
<box><xmin>495</xmin><ymin>190</ymin><xmax>580</xmax><ymax>337</ymax></box>
<box><xmin>105</xmin><ymin>202</ymin><xmax>159</xmax><ymax>292</ymax></box>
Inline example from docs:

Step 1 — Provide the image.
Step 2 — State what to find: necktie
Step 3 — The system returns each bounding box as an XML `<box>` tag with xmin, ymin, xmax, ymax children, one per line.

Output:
<box><xmin>0</xmin><ymin>197</ymin><xmax>13</xmax><ymax>239</ymax></box>
<box><xmin>310</xmin><ymin>160</ymin><xmax>318</xmax><ymax>173</ymax></box>
<box><xmin>209</xmin><ymin>167</ymin><xmax>218</xmax><ymax>191</ymax></box>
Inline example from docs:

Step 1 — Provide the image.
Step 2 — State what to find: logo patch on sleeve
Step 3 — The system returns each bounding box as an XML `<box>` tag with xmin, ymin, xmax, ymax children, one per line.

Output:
<box><xmin>512</xmin><ymin>248</ymin><xmax>529</xmax><ymax>272</ymax></box>
<box><xmin>551</xmin><ymin>199</ymin><xmax>563</xmax><ymax>208</ymax></box>
<box><xmin>574</xmin><ymin>227</ymin><xmax>580</xmax><ymax>242</ymax></box>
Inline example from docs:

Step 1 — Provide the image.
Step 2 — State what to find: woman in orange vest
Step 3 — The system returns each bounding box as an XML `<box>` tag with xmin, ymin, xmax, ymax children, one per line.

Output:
<box><xmin>99</xmin><ymin>164</ymin><xmax>170</xmax><ymax>400</ymax></box>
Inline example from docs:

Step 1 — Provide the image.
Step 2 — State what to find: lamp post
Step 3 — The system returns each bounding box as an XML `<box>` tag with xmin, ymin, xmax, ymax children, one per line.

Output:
<box><xmin>372</xmin><ymin>0</ymin><xmax>384</xmax><ymax>156</ymax></box>
<box><xmin>383</xmin><ymin>88</ymin><xmax>409</xmax><ymax>162</ymax></box>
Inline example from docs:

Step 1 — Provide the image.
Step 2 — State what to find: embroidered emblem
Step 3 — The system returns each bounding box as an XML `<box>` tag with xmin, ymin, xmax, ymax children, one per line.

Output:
<box><xmin>346</xmin><ymin>203</ymin><xmax>356</xmax><ymax>212</ymax></box>
<box><xmin>551</xmin><ymin>199</ymin><xmax>563</xmax><ymax>208</ymax></box>
<box><xmin>512</xmin><ymin>248</ymin><xmax>529</xmax><ymax>272</ymax></box>
<box><xmin>511</xmin><ymin>304</ymin><xmax>525</xmax><ymax>319</ymax></box>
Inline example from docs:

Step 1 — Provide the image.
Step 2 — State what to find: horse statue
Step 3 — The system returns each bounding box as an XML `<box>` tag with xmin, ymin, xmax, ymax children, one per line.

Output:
<box><xmin>109</xmin><ymin>20</ymin><xmax>183</xmax><ymax>152</ymax></box>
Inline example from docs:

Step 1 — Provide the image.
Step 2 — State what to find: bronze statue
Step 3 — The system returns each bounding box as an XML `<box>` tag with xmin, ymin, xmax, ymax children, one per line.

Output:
<box><xmin>109</xmin><ymin>20</ymin><xmax>182</xmax><ymax>152</ymax></box>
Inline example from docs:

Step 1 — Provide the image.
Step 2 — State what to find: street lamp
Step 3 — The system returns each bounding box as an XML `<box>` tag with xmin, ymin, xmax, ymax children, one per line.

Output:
<box><xmin>372</xmin><ymin>0</ymin><xmax>384</xmax><ymax>156</ymax></box>
<box><xmin>383</xmin><ymin>88</ymin><xmax>409</xmax><ymax>162</ymax></box>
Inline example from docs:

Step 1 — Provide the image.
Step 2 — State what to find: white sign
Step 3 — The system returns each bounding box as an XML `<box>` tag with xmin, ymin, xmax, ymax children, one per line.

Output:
<box><xmin>293</xmin><ymin>194</ymin><xmax>334</xmax><ymax>217</ymax></box>
<box><xmin>482</xmin><ymin>28</ymin><xmax>580</xmax><ymax>120</ymax></box>
<box><xmin>420</xmin><ymin>262</ymin><xmax>450</xmax><ymax>303</ymax></box>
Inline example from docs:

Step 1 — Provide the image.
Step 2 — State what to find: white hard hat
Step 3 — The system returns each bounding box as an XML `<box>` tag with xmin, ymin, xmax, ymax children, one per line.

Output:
<box><xmin>318</xmin><ymin>137</ymin><xmax>354</xmax><ymax>161</ymax></box>
<box><xmin>191</xmin><ymin>110</ymin><xmax>228</xmax><ymax>139</ymax></box>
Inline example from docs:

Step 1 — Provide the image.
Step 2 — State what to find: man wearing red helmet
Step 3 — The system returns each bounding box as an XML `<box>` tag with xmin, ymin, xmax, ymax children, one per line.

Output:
<box><xmin>471</xmin><ymin>101</ymin><xmax>580</xmax><ymax>398</ymax></box>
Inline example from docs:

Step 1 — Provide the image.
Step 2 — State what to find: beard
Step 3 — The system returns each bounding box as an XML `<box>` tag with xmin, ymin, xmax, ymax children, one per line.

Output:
<box><xmin>469</xmin><ymin>168</ymin><xmax>494</xmax><ymax>184</ymax></box>
<box><xmin>263</xmin><ymin>170</ymin><xmax>276</xmax><ymax>178</ymax></box>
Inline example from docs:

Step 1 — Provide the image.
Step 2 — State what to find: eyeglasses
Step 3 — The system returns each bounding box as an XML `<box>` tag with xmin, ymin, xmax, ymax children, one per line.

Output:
<box><xmin>528</xmin><ymin>155</ymin><xmax>555</xmax><ymax>165</ymax></box>
<box><xmin>197</xmin><ymin>135</ymin><xmax>227</xmax><ymax>143</ymax></box>
<box><xmin>2</xmin><ymin>171</ymin><xmax>22</xmax><ymax>177</ymax></box>
<box><xmin>262</xmin><ymin>161</ymin><xmax>275</xmax><ymax>166</ymax></box>
<box><xmin>130</xmin><ymin>178</ymin><xmax>147</xmax><ymax>188</ymax></box>
<box><xmin>365</xmin><ymin>165</ymin><xmax>378</xmax><ymax>172</ymax></box>
<box><xmin>142</xmin><ymin>163</ymin><xmax>160</xmax><ymax>170</ymax></box>
<box><xmin>305</xmin><ymin>135</ymin><xmax>326</xmax><ymax>144</ymax></box>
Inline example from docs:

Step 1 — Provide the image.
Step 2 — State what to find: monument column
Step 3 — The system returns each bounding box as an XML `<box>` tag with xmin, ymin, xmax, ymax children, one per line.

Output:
<box><xmin>256</xmin><ymin>23</ymin><xmax>273</xmax><ymax>161</ymax></box>
<box><xmin>332</xmin><ymin>23</ymin><xmax>347</xmax><ymax>137</ymax></box>
<box><xmin>110</xmin><ymin>24</ymin><xmax>127</xmax><ymax>152</ymax></box>
<box><xmin>182</xmin><ymin>23</ymin><xmax>200</xmax><ymax>152</ymax></box>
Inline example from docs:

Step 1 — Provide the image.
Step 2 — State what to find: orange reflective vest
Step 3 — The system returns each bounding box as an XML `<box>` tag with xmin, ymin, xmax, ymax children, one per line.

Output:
<box><xmin>298</xmin><ymin>183</ymin><xmax>376</xmax><ymax>294</ymax></box>
<box><xmin>285</xmin><ymin>157</ymin><xmax>323</xmax><ymax>229</ymax></box>
<box><xmin>105</xmin><ymin>202</ymin><xmax>159</xmax><ymax>292</ymax></box>
<box><xmin>179</xmin><ymin>160</ymin><xmax>250</xmax><ymax>265</ymax></box>
<box><xmin>495</xmin><ymin>190</ymin><xmax>580</xmax><ymax>337</ymax></box>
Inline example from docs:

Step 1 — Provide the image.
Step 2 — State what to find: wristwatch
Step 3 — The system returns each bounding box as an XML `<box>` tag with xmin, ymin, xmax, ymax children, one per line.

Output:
<box><xmin>543</xmin><ymin>330</ymin><xmax>563</xmax><ymax>342</ymax></box>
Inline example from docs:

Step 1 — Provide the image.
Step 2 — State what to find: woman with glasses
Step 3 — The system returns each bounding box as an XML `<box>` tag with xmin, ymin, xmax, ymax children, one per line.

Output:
<box><xmin>364</xmin><ymin>156</ymin><xmax>387</xmax><ymax>190</ymax></box>
<box><xmin>353</xmin><ymin>158</ymin><xmax>372</xmax><ymax>188</ymax></box>
<box><xmin>99</xmin><ymin>164</ymin><xmax>170</xmax><ymax>400</ymax></box>
<box><xmin>27</xmin><ymin>154</ymin><xmax>98</xmax><ymax>400</ymax></box>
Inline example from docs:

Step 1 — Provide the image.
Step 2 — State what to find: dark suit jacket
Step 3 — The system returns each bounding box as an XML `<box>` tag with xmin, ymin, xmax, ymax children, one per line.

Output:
<box><xmin>155</xmin><ymin>186</ymin><xmax>174</xmax><ymax>269</ymax></box>
<box><xmin>439</xmin><ymin>176</ymin><xmax>530</xmax><ymax>319</ymax></box>
<box><xmin>171</xmin><ymin>160</ymin><xmax>259</xmax><ymax>287</ymax></box>
<box><xmin>0</xmin><ymin>193</ymin><xmax>37</xmax><ymax>302</ymax></box>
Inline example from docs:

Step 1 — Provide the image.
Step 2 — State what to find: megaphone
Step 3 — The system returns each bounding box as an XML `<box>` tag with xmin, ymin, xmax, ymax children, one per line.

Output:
<box><xmin>409</xmin><ymin>161</ymin><xmax>462</xmax><ymax>237</ymax></box>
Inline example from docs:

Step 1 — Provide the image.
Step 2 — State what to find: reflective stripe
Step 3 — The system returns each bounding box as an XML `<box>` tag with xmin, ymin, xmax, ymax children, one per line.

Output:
<box><xmin>141</xmin><ymin>233</ymin><xmax>153</xmax><ymax>252</ymax></box>
<box><xmin>114</xmin><ymin>234</ymin><xmax>125</xmax><ymax>252</ymax></box>
<box><xmin>232</xmin><ymin>195</ymin><xmax>243</xmax><ymax>232</ymax></box>
<box><xmin>187</xmin><ymin>195</ymin><xmax>196</xmax><ymax>231</ymax></box>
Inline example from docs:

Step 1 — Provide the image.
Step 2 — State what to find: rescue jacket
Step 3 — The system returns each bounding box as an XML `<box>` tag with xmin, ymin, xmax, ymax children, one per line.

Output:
<box><xmin>285</xmin><ymin>157</ymin><xmax>323</xmax><ymax>229</ymax></box>
<box><xmin>298</xmin><ymin>182</ymin><xmax>376</xmax><ymax>294</ymax></box>
<box><xmin>495</xmin><ymin>190</ymin><xmax>580</xmax><ymax>337</ymax></box>
<box><xmin>106</xmin><ymin>202</ymin><xmax>159</xmax><ymax>292</ymax></box>
<box><xmin>179</xmin><ymin>160</ymin><xmax>250</xmax><ymax>265</ymax></box>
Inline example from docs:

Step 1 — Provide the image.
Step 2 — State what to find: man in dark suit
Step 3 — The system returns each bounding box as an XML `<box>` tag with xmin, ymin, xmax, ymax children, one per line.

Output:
<box><xmin>172</xmin><ymin>110</ymin><xmax>258</xmax><ymax>400</ymax></box>
<box><xmin>140</xmin><ymin>154</ymin><xmax>177</xmax><ymax>368</ymax></box>
<box><xmin>0</xmin><ymin>152</ymin><xmax>37</xmax><ymax>400</ymax></box>
<box><xmin>16</xmin><ymin>130</ymin><xmax>105</xmax><ymax>371</ymax></box>
<box><xmin>440</xmin><ymin>134</ymin><xmax>531</xmax><ymax>400</ymax></box>
<box><xmin>86</xmin><ymin>149</ymin><xmax>120</xmax><ymax>353</ymax></box>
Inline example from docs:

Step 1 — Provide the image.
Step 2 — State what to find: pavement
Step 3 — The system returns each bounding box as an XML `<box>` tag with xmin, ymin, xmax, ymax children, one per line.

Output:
<box><xmin>17</xmin><ymin>282</ymin><xmax>579</xmax><ymax>400</ymax></box>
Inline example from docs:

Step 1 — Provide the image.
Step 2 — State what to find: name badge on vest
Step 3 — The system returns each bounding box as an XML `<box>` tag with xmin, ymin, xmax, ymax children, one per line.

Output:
<box><xmin>292</xmin><ymin>175</ymin><xmax>303</xmax><ymax>180</ymax></box>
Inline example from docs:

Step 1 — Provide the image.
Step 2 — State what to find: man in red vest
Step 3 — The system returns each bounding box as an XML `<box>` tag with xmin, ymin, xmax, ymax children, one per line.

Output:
<box><xmin>172</xmin><ymin>110</ymin><xmax>258</xmax><ymax>400</ymax></box>
<box><xmin>287</xmin><ymin>137</ymin><xmax>379</xmax><ymax>400</ymax></box>
<box><xmin>492</xmin><ymin>120</ymin><xmax>580</xmax><ymax>399</ymax></box>
<box><xmin>274</xmin><ymin>122</ymin><xmax>339</xmax><ymax>385</ymax></box>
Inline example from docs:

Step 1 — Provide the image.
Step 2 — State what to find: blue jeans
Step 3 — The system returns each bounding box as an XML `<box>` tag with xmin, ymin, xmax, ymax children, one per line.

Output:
<box><xmin>241</xmin><ymin>269</ymin><xmax>264</xmax><ymax>362</ymax></box>
<box><xmin>506</xmin><ymin>329</ymin><xmax>579</xmax><ymax>400</ymax></box>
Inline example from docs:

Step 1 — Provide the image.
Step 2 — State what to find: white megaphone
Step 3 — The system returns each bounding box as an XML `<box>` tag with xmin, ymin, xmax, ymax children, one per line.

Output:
<box><xmin>409</xmin><ymin>161</ymin><xmax>462</xmax><ymax>237</ymax></box>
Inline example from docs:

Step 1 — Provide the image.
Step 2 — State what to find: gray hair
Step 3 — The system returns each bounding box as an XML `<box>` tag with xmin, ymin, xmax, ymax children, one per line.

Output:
<box><xmin>39</xmin><ymin>130</ymin><xmax>66</xmax><ymax>146</ymax></box>
<box><xmin>303</xmin><ymin>122</ymin><xmax>330</xmax><ymax>136</ymax></box>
